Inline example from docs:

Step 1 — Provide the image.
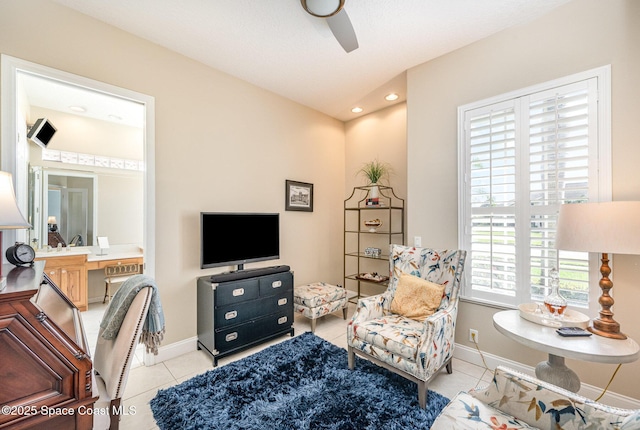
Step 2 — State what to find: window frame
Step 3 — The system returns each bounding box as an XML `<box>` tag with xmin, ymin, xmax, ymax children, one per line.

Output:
<box><xmin>457</xmin><ymin>66</ymin><xmax>611</xmax><ymax>311</ymax></box>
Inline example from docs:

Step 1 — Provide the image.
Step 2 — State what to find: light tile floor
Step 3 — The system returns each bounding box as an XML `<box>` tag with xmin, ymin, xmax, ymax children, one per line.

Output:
<box><xmin>82</xmin><ymin>303</ymin><xmax>491</xmax><ymax>430</ymax></box>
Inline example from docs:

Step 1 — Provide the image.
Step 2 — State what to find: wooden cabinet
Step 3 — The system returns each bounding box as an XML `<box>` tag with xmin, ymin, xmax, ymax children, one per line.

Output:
<box><xmin>197</xmin><ymin>270</ymin><xmax>294</xmax><ymax>366</ymax></box>
<box><xmin>0</xmin><ymin>262</ymin><xmax>96</xmax><ymax>429</ymax></box>
<box><xmin>35</xmin><ymin>255</ymin><xmax>88</xmax><ymax>311</ymax></box>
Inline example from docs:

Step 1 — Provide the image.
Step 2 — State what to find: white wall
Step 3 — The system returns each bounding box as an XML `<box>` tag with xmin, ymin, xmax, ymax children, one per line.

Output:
<box><xmin>407</xmin><ymin>0</ymin><xmax>640</xmax><ymax>399</ymax></box>
<box><xmin>0</xmin><ymin>0</ymin><xmax>345</xmax><ymax>346</ymax></box>
<box><xmin>344</xmin><ymin>103</ymin><xmax>407</xmax><ymax>296</ymax></box>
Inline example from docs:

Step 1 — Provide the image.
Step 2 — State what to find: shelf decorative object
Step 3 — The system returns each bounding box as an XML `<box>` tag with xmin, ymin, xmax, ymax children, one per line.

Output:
<box><xmin>344</xmin><ymin>184</ymin><xmax>404</xmax><ymax>302</ymax></box>
<box><xmin>355</xmin><ymin>272</ymin><xmax>389</xmax><ymax>283</ymax></box>
<box><xmin>357</xmin><ymin>159</ymin><xmax>392</xmax><ymax>201</ymax></box>
<box><xmin>364</xmin><ymin>218</ymin><xmax>382</xmax><ymax>232</ymax></box>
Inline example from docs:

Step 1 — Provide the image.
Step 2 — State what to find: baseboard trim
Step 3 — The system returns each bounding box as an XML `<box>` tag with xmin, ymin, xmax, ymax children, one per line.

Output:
<box><xmin>454</xmin><ymin>343</ymin><xmax>640</xmax><ymax>410</ymax></box>
<box><xmin>142</xmin><ymin>336</ymin><xmax>198</xmax><ymax>366</ymax></box>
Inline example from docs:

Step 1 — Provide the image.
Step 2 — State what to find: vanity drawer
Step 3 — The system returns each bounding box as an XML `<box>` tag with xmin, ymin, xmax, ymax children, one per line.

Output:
<box><xmin>214</xmin><ymin>278</ymin><xmax>260</xmax><ymax>306</ymax></box>
<box><xmin>214</xmin><ymin>289</ymin><xmax>293</xmax><ymax>328</ymax></box>
<box><xmin>259</xmin><ymin>272</ymin><xmax>293</xmax><ymax>296</ymax></box>
<box><xmin>214</xmin><ymin>308</ymin><xmax>294</xmax><ymax>354</ymax></box>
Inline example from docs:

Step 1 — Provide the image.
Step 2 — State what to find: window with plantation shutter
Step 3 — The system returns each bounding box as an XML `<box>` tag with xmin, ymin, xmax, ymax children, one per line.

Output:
<box><xmin>458</xmin><ymin>67</ymin><xmax>610</xmax><ymax>309</ymax></box>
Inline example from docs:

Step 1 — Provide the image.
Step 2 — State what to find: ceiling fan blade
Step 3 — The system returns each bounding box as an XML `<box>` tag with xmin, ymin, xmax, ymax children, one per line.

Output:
<box><xmin>326</xmin><ymin>9</ymin><xmax>359</xmax><ymax>53</ymax></box>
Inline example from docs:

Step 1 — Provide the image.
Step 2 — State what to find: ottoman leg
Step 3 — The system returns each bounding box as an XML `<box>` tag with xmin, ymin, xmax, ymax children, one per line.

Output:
<box><xmin>310</xmin><ymin>319</ymin><xmax>316</xmax><ymax>333</ymax></box>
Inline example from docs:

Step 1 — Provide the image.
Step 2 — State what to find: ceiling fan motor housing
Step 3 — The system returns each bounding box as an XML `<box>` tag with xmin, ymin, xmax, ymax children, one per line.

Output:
<box><xmin>301</xmin><ymin>0</ymin><xmax>345</xmax><ymax>18</ymax></box>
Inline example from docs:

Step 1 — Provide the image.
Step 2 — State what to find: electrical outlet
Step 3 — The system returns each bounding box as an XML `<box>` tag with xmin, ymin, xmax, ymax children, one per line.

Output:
<box><xmin>469</xmin><ymin>329</ymin><xmax>479</xmax><ymax>343</ymax></box>
<box><xmin>414</xmin><ymin>236</ymin><xmax>422</xmax><ymax>247</ymax></box>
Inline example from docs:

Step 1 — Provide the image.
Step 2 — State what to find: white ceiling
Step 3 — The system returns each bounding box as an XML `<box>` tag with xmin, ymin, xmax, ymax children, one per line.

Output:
<box><xmin>20</xmin><ymin>72</ymin><xmax>145</xmax><ymax>128</ymax></box>
<box><xmin>47</xmin><ymin>0</ymin><xmax>570</xmax><ymax>122</ymax></box>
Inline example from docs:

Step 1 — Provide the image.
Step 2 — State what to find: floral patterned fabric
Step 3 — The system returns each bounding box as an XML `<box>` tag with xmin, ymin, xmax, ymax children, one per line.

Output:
<box><xmin>347</xmin><ymin>245</ymin><xmax>466</xmax><ymax>384</ymax></box>
<box><xmin>293</xmin><ymin>282</ymin><xmax>347</xmax><ymax>320</ymax></box>
<box><xmin>432</xmin><ymin>391</ymin><xmax>538</xmax><ymax>429</ymax></box>
<box><xmin>350</xmin><ymin>314</ymin><xmax>424</xmax><ymax>361</ymax></box>
<box><xmin>432</xmin><ymin>366</ymin><xmax>639</xmax><ymax>430</ymax></box>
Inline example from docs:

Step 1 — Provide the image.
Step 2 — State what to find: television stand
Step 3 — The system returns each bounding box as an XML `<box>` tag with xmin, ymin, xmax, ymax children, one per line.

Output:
<box><xmin>197</xmin><ymin>268</ymin><xmax>294</xmax><ymax>366</ymax></box>
<box><xmin>209</xmin><ymin>265</ymin><xmax>290</xmax><ymax>283</ymax></box>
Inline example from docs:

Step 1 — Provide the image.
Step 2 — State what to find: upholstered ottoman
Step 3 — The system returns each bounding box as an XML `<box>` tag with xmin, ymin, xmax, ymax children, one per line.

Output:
<box><xmin>293</xmin><ymin>282</ymin><xmax>348</xmax><ymax>333</ymax></box>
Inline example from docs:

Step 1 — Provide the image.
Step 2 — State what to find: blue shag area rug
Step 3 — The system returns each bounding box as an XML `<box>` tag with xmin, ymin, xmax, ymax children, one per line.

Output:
<box><xmin>150</xmin><ymin>332</ymin><xmax>449</xmax><ymax>429</ymax></box>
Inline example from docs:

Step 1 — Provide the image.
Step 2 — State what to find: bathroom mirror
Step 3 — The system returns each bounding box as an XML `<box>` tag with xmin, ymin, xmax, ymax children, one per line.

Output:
<box><xmin>30</xmin><ymin>167</ymin><xmax>97</xmax><ymax>249</ymax></box>
<box><xmin>2</xmin><ymin>55</ymin><xmax>155</xmax><ymax>269</ymax></box>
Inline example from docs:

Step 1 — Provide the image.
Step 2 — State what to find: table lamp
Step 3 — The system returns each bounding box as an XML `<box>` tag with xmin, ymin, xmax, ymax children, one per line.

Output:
<box><xmin>0</xmin><ymin>171</ymin><xmax>31</xmax><ymax>288</ymax></box>
<box><xmin>556</xmin><ymin>201</ymin><xmax>640</xmax><ymax>339</ymax></box>
<box><xmin>47</xmin><ymin>216</ymin><xmax>58</xmax><ymax>232</ymax></box>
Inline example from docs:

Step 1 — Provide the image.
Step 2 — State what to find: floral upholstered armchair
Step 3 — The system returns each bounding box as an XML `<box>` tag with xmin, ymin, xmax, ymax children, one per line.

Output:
<box><xmin>347</xmin><ymin>244</ymin><xmax>466</xmax><ymax>408</ymax></box>
<box><xmin>431</xmin><ymin>366</ymin><xmax>640</xmax><ymax>429</ymax></box>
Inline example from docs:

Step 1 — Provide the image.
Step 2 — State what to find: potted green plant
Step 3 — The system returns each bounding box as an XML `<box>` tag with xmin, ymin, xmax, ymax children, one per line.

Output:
<box><xmin>357</xmin><ymin>159</ymin><xmax>392</xmax><ymax>198</ymax></box>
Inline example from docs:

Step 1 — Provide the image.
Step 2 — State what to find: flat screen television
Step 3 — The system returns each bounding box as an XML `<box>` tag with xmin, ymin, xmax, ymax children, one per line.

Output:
<box><xmin>200</xmin><ymin>212</ymin><xmax>280</xmax><ymax>270</ymax></box>
<box><xmin>27</xmin><ymin>118</ymin><xmax>57</xmax><ymax>148</ymax></box>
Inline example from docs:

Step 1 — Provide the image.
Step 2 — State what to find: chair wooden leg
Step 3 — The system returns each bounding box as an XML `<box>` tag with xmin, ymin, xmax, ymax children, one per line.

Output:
<box><xmin>342</xmin><ymin>306</ymin><xmax>348</xmax><ymax>320</ymax></box>
<box><xmin>109</xmin><ymin>397</ymin><xmax>121</xmax><ymax>430</ymax></box>
<box><xmin>417</xmin><ymin>380</ymin><xmax>428</xmax><ymax>409</ymax></box>
<box><xmin>446</xmin><ymin>359</ymin><xmax>453</xmax><ymax>374</ymax></box>
<box><xmin>347</xmin><ymin>346</ymin><xmax>355</xmax><ymax>370</ymax></box>
<box><xmin>103</xmin><ymin>281</ymin><xmax>110</xmax><ymax>304</ymax></box>
<box><xmin>310</xmin><ymin>319</ymin><xmax>316</xmax><ymax>333</ymax></box>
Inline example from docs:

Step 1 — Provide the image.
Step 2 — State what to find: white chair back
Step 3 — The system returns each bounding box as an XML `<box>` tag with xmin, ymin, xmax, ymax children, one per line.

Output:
<box><xmin>93</xmin><ymin>287</ymin><xmax>152</xmax><ymax>429</ymax></box>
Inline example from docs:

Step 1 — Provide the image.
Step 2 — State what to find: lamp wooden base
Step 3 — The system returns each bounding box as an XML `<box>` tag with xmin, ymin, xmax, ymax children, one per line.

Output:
<box><xmin>588</xmin><ymin>321</ymin><xmax>627</xmax><ymax>340</ymax></box>
<box><xmin>589</xmin><ymin>253</ymin><xmax>627</xmax><ymax>340</ymax></box>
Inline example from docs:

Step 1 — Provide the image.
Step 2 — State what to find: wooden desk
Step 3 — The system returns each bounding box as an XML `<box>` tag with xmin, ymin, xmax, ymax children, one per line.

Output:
<box><xmin>35</xmin><ymin>248</ymin><xmax>143</xmax><ymax>311</ymax></box>
<box><xmin>494</xmin><ymin>310</ymin><xmax>640</xmax><ymax>391</ymax></box>
<box><xmin>85</xmin><ymin>253</ymin><xmax>144</xmax><ymax>271</ymax></box>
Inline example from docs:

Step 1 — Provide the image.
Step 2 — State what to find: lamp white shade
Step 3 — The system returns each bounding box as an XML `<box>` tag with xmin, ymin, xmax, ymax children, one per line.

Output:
<box><xmin>0</xmin><ymin>171</ymin><xmax>30</xmax><ymax>229</ymax></box>
<box><xmin>556</xmin><ymin>201</ymin><xmax>640</xmax><ymax>255</ymax></box>
<box><xmin>47</xmin><ymin>216</ymin><xmax>57</xmax><ymax>224</ymax></box>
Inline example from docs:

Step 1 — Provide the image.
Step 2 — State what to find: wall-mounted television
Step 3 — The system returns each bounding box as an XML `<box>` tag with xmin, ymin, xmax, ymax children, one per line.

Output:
<box><xmin>200</xmin><ymin>212</ymin><xmax>280</xmax><ymax>271</ymax></box>
<box><xmin>27</xmin><ymin>118</ymin><xmax>57</xmax><ymax>148</ymax></box>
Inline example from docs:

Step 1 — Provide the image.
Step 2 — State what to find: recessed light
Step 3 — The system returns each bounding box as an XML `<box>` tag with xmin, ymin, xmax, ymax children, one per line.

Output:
<box><xmin>108</xmin><ymin>114</ymin><xmax>123</xmax><ymax>121</ymax></box>
<box><xmin>69</xmin><ymin>106</ymin><xmax>86</xmax><ymax>113</ymax></box>
<box><xmin>351</xmin><ymin>107</ymin><xmax>363</xmax><ymax>113</ymax></box>
<box><xmin>385</xmin><ymin>93</ymin><xmax>399</xmax><ymax>101</ymax></box>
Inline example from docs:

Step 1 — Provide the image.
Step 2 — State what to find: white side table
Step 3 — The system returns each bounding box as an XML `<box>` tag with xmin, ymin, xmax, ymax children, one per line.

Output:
<box><xmin>493</xmin><ymin>310</ymin><xmax>640</xmax><ymax>392</ymax></box>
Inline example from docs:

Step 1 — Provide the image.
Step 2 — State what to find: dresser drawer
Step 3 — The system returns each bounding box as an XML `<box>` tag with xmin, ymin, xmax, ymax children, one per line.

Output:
<box><xmin>259</xmin><ymin>273</ymin><xmax>293</xmax><ymax>296</ymax></box>
<box><xmin>214</xmin><ymin>289</ymin><xmax>293</xmax><ymax>328</ymax></box>
<box><xmin>214</xmin><ymin>308</ymin><xmax>294</xmax><ymax>354</ymax></box>
<box><xmin>214</xmin><ymin>278</ymin><xmax>259</xmax><ymax>306</ymax></box>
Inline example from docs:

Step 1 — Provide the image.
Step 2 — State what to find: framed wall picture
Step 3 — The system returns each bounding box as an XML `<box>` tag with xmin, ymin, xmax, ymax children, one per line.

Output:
<box><xmin>285</xmin><ymin>180</ymin><xmax>313</xmax><ymax>212</ymax></box>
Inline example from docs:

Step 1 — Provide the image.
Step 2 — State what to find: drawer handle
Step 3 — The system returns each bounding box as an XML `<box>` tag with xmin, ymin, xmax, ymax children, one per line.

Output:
<box><xmin>278</xmin><ymin>298</ymin><xmax>288</xmax><ymax>306</ymax></box>
<box><xmin>225</xmin><ymin>332</ymin><xmax>238</xmax><ymax>342</ymax></box>
<box><xmin>225</xmin><ymin>310</ymin><xmax>238</xmax><ymax>320</ymax></box>
<box><xmin>278</xmin><ymin>316</ymin><xmax>288</xmax><ymax>325</ymax></box>
<box><xmin>232</xmin><ymin>288</ymin><xmax>245</xmax><ymax>296</ymax></box>
<box><xmin>272</xmin><ymin>280</ymin><xmax>282</xmax><ymax>288</ymax></box>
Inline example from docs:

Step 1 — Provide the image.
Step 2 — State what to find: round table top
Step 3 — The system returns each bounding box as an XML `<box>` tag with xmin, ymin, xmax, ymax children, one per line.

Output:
<box><xmin>493</xmin><ymin>310</ymin><xmax>640</xmax><ymax>364</ymax></box>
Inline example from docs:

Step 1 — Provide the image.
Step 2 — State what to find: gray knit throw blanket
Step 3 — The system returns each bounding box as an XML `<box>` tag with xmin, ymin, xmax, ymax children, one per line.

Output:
<box><xmin>100</xmin><ymin>274</ymin><xmax>165</xmax><ymax>355</ymax></box>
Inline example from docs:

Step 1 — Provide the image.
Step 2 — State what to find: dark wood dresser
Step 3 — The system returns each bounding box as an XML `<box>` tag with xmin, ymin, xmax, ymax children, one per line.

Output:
<box><xmin>0</xmin><ymin>261</ymin><xmax>97</xmax><ymax>429</ymax></box>
<box><xmin>197</xmin><ymin>269</ymin><xmax>294</xmax><ymax>366</ymax></box>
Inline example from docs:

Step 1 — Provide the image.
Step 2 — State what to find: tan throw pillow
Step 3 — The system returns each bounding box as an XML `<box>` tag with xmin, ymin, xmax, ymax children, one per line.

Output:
<box><xmin>390</xmin><ymin>272</ymin><xmax>445</xmax><ymax>321</ymax></box>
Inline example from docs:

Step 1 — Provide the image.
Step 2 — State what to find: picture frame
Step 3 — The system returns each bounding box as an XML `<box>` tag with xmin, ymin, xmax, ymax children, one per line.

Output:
<box><xmin>285</xmin><ymin>180</ymin><xmax>313</xmax><ymax>212</ymax></box>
